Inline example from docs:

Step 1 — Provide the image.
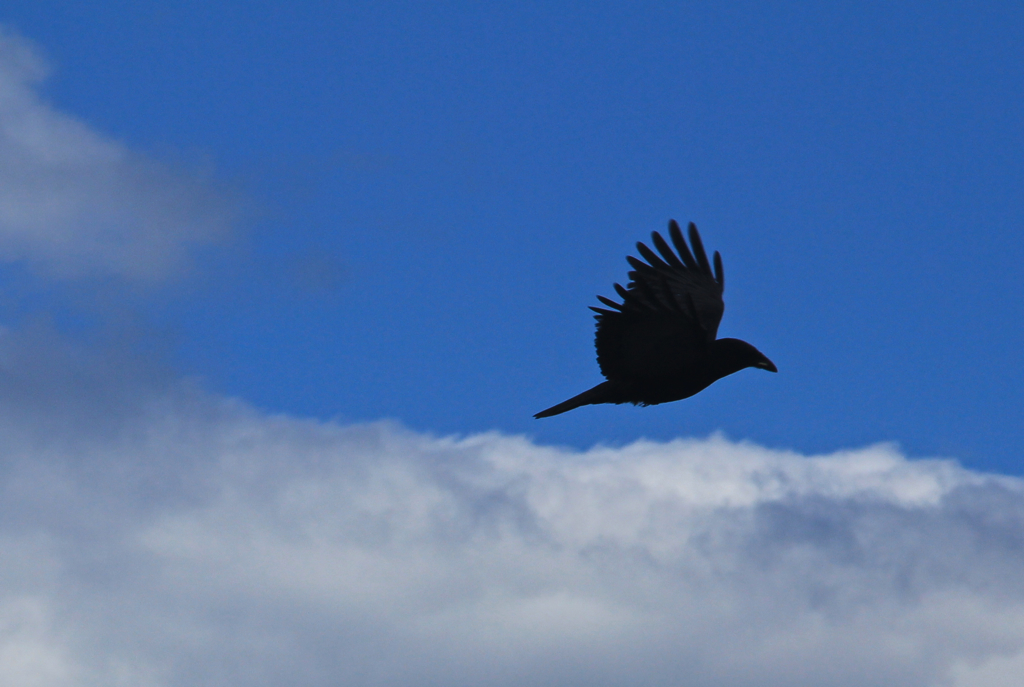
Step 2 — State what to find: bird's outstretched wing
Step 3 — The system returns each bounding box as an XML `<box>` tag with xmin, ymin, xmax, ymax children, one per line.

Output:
<box><xmin>590</xmin><ymin>221</ymin><xmax>725</xmax><ymax>383</ymax></box>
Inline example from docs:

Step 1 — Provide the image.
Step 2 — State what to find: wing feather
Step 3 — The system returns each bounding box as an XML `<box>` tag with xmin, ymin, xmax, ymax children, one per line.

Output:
<box><xmin>596</xmin><ymin>295</ymin><xmax>623</xmax><ymax>310</ymax></box>
<box><xmin>636</xmin><ymin>241</ymin><xmax>672</xmax><ymax>272</ymax></box>
<box><xmin>652</xmin><ymin>231</ymin><xmax>686</xmax><ymax>269</ymax></box>
<box><xmin>669</xmin><ymin>220</ymin><xmax>699</xmax><ymax>270</ymax></box>
<box><xmin>688</xmin><ymin>222</ymin><xmax>712</xmax><ymax>276</ymax></box>
<box><xmin>594</xmin><ymin>221</ymin><xmax>727</xmax><ymax>383</ymax></box>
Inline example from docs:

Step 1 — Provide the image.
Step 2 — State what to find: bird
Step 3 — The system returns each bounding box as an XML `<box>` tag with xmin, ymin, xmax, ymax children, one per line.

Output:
<box><xmin>535</xmin><ymin>220</ymin><xmax>776</xmax><ymax>418</ymax></box>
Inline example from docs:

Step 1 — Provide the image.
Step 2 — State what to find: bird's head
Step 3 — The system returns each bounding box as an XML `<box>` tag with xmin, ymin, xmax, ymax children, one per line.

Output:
<box><xmin>712</xmin><ymin>338</ymin><xmax>778</xmax><ymax>374</ymax></box>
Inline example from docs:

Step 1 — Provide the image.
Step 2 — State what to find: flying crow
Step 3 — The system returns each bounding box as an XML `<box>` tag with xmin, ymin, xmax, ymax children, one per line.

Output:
<box><xmin>535</xmin><ymin>221</ymin><xmax>776</xmax><ymax>418</ymax></box>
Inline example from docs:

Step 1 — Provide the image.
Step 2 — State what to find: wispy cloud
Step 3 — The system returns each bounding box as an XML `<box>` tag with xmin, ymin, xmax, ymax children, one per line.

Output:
<box><xmin>0</xmin><ymin>27</ymin><xmax>237</xmax><ymax>282</ymax></box>
<box><xmin>0</xmin><ymin>375</ymin><xmax>1021</xmax><ymax>686</ymax></box>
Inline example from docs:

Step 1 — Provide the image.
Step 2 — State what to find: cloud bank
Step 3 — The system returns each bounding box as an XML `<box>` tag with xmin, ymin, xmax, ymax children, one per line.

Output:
<box><xmin>0</xmin><ymin>27</ymin><xmax>236</xmax><ymax>281</ymax></box>
<box><xmin>0</xmin><ymin>372</ymin><xmax>1021</xmax><ymax>687</ymax></box>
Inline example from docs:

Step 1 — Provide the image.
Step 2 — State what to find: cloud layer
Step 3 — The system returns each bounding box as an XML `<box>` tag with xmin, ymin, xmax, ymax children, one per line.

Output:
<box><xmin>0</xmin><ymin>27</ymin><xmax>236</xmax><ymax>281</ymax></box>
<box><xmin>0</xmin><ymin>372</ymin><xmax>1022</xmax><ymax>687</ymax></box>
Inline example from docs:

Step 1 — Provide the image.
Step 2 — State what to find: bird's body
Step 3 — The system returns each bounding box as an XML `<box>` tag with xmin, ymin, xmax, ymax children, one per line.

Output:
<box><xmin>535</xmin><ymin>221</ymin><xmax>775</xmax><ymax>419</ymax></box>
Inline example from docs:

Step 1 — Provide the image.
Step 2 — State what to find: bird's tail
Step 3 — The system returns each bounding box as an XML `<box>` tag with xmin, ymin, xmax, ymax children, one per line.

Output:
<box><xmin>534</xmin><ymin>382</ymin><xmax>613</xmax><ymax>419</ymax></box>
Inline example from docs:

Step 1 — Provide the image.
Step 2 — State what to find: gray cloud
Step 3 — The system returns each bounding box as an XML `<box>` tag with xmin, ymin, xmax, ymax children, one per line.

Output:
<box><xmin>0</xmin><ymin>370</ymin><xmax>1021</xmax><ymax>686</ymax></box>
<box><xmin>0</xmin><ymin>27</ymin><xmax>237</xmax><ymax>282</ymax></box>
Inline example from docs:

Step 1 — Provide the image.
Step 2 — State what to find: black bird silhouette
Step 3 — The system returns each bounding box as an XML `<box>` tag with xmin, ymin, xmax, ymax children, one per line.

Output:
<box><xmin>535</xmin><ymin>221</ymin><xmax>776</xmax><ymax>418</ymax></box>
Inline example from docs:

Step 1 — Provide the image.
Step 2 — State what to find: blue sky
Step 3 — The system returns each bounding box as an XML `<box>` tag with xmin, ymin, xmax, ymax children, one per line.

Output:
<box><xmin>3</xmin><ymin>1</ymin><xmax>1023</xmax><ymax>470</ymax></box>
<box><xmin>1</xmin><ymin>5</ymin><xmax>1024</xmax><ymax>684</ymax></box>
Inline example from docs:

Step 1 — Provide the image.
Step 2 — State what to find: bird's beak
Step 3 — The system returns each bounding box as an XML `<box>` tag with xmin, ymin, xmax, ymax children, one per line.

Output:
<box><xmin>756</xmin><ymin>358</ymin><xmax>778</xmax><ymax>373</ymax></box>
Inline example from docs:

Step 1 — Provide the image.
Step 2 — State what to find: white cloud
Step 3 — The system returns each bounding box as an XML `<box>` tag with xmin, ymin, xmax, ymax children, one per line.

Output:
<box><xmin>0</xmin><ymin>27</ymin><xmax>237</xmax><ymax>281</ymax></box>
<box><xmin>0</xmin><ymin>372</ymin><xmax>1021</xmax><ymax>686</ymax></box>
